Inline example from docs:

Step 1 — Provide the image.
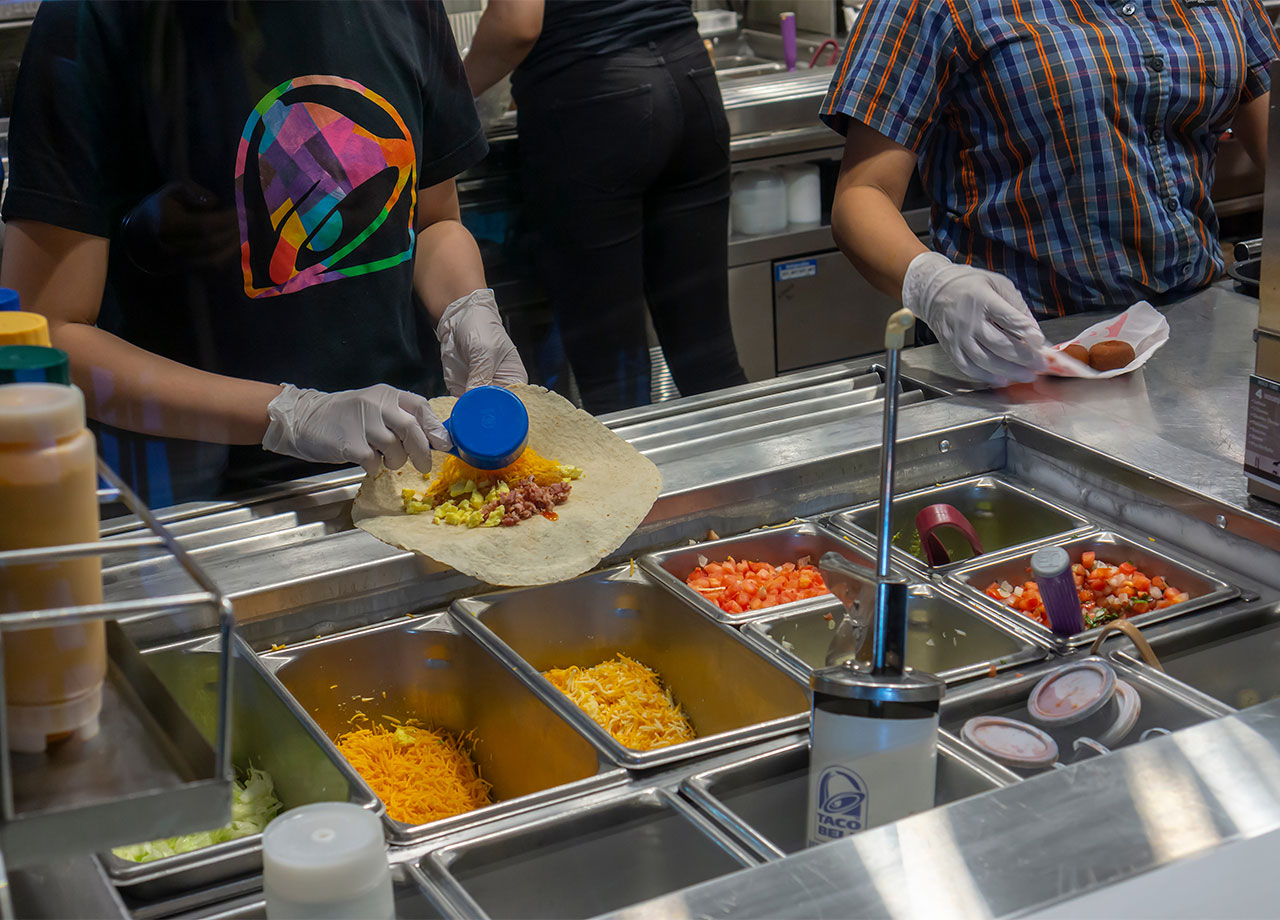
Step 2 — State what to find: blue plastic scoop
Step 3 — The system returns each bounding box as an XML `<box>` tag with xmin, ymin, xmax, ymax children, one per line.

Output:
<box><xmin>442</xmin><ymin>385</ymin><xmax>529</xmax><ymax>470</ymax></box>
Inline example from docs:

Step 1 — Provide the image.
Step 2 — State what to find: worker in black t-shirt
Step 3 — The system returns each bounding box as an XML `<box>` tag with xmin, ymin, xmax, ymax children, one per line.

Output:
<box><xmin>464</xmin><ymin>0</ymin><xmax>747</xmax><ymax>415</ymax></box>
<box><xmin>0</xmin><ymin>0</ymin><xmax>526</xmax><ymax>504</ymax></box>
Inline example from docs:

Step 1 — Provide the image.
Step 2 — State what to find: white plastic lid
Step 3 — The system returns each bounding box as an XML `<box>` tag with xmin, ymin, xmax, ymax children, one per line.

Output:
<box><xmin>0</xmin><ymin>383</ymin><xmax>85</xmax><ymax>444</ymax></box>
<box><xmin>1027</xmin><ymin>660</ymin><xmax>1118</xmax><ymax>727</ymax></box>
<box><xmin>962</xmin><ymin>716</ymin><xmax>1059</xmax><ymax>770</ymax></box>
<box><xmin>1096</xmin><ymin>679</ymin><xmax>1142</xmax><ymax>747</ymax></box>
<box><xmin>262</xmin><ymin>803</ymin><xmax>389</xmax><ymax>907</ymax></box>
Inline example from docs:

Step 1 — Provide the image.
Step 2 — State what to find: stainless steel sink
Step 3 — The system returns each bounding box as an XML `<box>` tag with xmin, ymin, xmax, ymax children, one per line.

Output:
<box><xmin>424</xmin><ymin>787</ymin><xmax>757</xmax><ymax>920</ymax></box>
<box><xmin>262</xmin><ymin>613</ymin><xmax>625</xmax><ymax>844</ymax></box>
<box><xmin>680</xmin><ymin>737</ymin><xmax>1012</xmax><ymax>859</ymax></box>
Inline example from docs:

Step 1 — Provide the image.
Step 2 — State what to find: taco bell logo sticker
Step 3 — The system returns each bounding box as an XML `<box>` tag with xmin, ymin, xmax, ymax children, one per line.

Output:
<box><xmin>814</xmin><ymin>765</ymin><xmax>868</xmax><ymax>839</ymax></box>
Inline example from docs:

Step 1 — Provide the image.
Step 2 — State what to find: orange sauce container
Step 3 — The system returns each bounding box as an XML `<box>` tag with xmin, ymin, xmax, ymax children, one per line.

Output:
<box><xmin>0</xmin><ymin>383</ymin><xmax>106</xmax><ymax>753</ymax></box>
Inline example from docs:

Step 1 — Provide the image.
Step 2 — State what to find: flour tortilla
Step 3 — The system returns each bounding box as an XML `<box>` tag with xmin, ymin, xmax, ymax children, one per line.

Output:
<box><xmin>353</xmin><ymin>384</ymin><xmax>662</xmax><ymax>586</ymax></box>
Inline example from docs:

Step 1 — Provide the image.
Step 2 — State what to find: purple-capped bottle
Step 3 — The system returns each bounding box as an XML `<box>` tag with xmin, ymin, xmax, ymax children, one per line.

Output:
<box><xmin>1031</xmin><ymin>546</ymin><xmax>1084</xmax><ymax>635</ymax></box>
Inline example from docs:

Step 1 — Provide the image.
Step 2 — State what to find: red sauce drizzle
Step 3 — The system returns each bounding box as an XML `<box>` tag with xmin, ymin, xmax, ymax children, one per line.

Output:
<box><xmin>542</xmin><ymin>510</ymin><xmax>559</xmax><ymax>521</ymax></box>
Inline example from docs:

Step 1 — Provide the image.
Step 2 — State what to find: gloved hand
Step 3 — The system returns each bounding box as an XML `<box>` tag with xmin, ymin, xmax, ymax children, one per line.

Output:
<box><xmin>902</xmin><ymin>252</ymin><xmax>1048</xmax><ymax>386</ymax></box>
<box><xmin>434</xmin><ymin>288</ymin><xmax>528</xmax><ymax>397</ymax></box>
<box><xmin>262</xmin><ymin>383</ymin><xmax>453</xmax><ymax>475</ymax></box>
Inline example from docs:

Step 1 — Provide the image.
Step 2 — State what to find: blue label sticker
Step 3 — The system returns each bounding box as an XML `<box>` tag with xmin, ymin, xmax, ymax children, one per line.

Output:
<box><xmin>815</xmin><ymin>764</ymin><xmax>867</xmax><ymax>838</ymax></box>
<box><xmin>776</xmin><ymin>259</ymin><xmax>818</xmax><ymax>282</ymax></box>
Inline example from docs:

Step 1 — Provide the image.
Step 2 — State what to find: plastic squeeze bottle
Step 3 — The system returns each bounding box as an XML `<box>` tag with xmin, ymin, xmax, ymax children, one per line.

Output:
<box><xmin>0</xmin><ymin>383</ymin><xmax>107</xmax><ymax>753</ymax></box>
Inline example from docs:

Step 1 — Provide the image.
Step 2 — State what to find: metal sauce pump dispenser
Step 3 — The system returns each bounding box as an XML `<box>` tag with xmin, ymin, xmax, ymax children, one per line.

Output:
<box><xmin>807</xmin><ymin>309</ymin><xmax>945</xmax><ymax>846</ymax></box>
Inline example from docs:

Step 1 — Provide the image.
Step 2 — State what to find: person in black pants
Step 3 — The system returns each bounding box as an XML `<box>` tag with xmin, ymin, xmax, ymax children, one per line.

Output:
<box><xmin>465</xmin><ymin>0</ymin><xmax>747</xmax><ymax>415</ymax></box>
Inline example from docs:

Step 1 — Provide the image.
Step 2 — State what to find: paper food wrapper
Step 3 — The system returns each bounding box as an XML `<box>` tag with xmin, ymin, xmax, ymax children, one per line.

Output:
<box><xmin>1039</xmin><ymin>301</ymin><xmax>1170</xmax><ymax>378</ymax></box>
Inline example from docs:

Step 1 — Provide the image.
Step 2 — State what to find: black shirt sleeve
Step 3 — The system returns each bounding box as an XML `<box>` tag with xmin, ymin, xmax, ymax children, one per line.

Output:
<box><xmin>2</xmin><ymin>2</ymin><xmax>140</xmax><ymax>237</ymax></box>
<box><xmin>414</xmin><ymin>0</ymin><xmax>488</xmax><ymax>189</ymax></box>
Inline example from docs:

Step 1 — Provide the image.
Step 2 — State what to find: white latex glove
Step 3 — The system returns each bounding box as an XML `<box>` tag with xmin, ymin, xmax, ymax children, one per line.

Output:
<box><xmin>902</xmin><ymin>252</ymin><xmax>1048</xmax><ymax>386</ymax></box>
<box><xmin>262</xmin><ymin>383</ymin><xmax>453</xmax><ymax>475</ymax></box>
<box><xmin>434</xmin><ymin>288</ymin><xmax>528</xmax><ymax>397</ymax></box>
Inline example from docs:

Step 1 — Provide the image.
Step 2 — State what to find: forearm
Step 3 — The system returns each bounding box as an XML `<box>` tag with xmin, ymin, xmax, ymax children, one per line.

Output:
<box><xmin>413</xmin><ymin>219</ymin><xmax>489</xmax><ymax>322</ymax></box>
<box><xmin>831</xmin><ymin>185</ymin><xmax>928</xmax><ymax>301</ymax></box>
<box><xmin>51</xmin><ymin>322</ymin><xmax>280</xmax><ymax>444</ymax></box>
<box><xmin>462</xmin><ymin>1</ymin><xmax>541</xmax><ymax>96</ymax></box>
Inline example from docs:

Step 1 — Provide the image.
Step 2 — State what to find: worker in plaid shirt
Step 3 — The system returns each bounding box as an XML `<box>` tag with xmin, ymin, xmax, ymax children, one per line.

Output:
<box><xmin>822</xmin><ymin>0</ymin><xmax>1279</xmax><ymax>386</ymax></box>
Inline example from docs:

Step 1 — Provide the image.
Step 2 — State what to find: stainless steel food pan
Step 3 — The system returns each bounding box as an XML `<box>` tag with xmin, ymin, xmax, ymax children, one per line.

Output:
<box><xmin>98</xmin><ymin>633</ymin><xmax>378</xmax><ymax>904</ymax></box>
<box><xmin>639</xmin><ymin>521</ymin><xmax>887</xmax><ymax>624</ymax></box>
<box><xmin>451</xmin><ymin>567</ymin><xmax>812</xmax><ymax>768</ymax></box>
<box><xmin>262</xmin><ymin>613</ymin><xmax>626</xmax><ymax>845</ymax></box>
<box><xmin>828</xmin><ymin>475</ymin><xmax>1090</xmax><ymax>572</ymax></box>
<box><xmin>679</xmin><ymin>735</ymin><xmax>1013</xmax><ymax>860</ymax></box>
<box><xmin>1109</xmin><ymin>607</ymin><xmax>1280</xmax><ymax>711</ymax></box>
<box><xmin>165</xmin><ymin>863</ymin><xmax>450</xmax><ymax>920</ymax></box>
<box><xmin>424</xmin><ymin>786</ymin><xmax>759</xmax><ymax>920</ymax></box>
<box><xmin>741</xmin><ymin>583</ymin><xmax>1049</xmax><ymax>684</ymax></box>
<box><xmin>939</xmin><ymin>656</ymin><xmax>1229</xmax><ymax>776</ymax></box>
<box><xmin>949</xmin><ymin>531</ymin><xmax>1239</xmax><ymax>649</ymax></box>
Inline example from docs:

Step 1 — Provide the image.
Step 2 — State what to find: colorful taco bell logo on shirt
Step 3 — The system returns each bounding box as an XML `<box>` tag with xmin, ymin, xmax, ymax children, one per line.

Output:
<box><xmin>235</xmin><ymin>75</ymin><xmax>417</xmax><ymax>299</ymax></box>
<box><xmin>814</xmin><ymin>764</ymin><xmax>867</xmax><ymax>840</ymax></box>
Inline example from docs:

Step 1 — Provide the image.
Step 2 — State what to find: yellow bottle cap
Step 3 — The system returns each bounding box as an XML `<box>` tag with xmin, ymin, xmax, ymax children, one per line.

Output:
<box><xmin>0</xmin><ymin>312</ymin><xmax>52</xmax><ymax>347</ymax></box>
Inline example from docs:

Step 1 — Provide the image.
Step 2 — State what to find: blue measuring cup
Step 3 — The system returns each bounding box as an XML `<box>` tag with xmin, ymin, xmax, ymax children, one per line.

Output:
<box><xmin>441</xmin><ymin>386</ymin><xmax>529</xmax><ymax>470</ymax></box>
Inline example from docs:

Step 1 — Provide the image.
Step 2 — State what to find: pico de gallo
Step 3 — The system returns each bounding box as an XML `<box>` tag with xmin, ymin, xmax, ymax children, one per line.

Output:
<box><xmin>984</xmin><ymin>550</ymin><xmax>1190</xmax><ymax>629</ymax></box>
<box><xmin>685</xmin><ymin>556</ymin><xmax>830</xmax><ymax>615</ymax></box>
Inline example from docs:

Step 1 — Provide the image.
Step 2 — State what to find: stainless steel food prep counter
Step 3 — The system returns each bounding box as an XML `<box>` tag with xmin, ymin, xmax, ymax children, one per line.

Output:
<box><xmin>14</xmin><ymin>281</ymin><xmax>1280</xmax><ymax>920</ymax></box>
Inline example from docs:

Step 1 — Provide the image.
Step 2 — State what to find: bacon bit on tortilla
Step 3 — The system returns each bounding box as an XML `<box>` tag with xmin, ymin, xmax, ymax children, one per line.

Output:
<box><xmin>543</xmin><ymin>654</ymin><xmax>696</xmax><ymax>751</ymax></box>
<box><xmin>335</xmin><ymin>721</ymin><xmax>491</xmax><ymax>825</ymax></box>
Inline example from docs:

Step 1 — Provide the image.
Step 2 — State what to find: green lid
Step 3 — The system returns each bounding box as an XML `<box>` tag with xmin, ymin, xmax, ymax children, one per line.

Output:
<box><xmin>0</xmin><ymin>345</ymin><xmax>71</xmax><ymax>385</ymax></box>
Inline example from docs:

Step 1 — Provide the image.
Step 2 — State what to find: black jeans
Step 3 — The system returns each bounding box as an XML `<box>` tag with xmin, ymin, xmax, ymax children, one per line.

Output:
<box><xmin>516</xmin><ymin>30</ymin><xmax>747</xmax><ymax>414</ymax></box>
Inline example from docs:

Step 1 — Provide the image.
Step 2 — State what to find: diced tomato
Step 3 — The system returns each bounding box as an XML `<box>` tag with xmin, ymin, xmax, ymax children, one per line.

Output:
<box><xmin>1081</xmin><ymin>551</ymin><xmax>1097</xmax><ymax>568</ymax></box>
<box><xmin>685</xmin><ymin>557</ymin><xmax>831</xmax><ymax>614</ymax></box>
<box><xmin>1130</xmin><ymin>574</ymin><xmax>1151</xmax><ymax>592</ymax></box>
<box><xmin>1119</xmin><ymin>562</ymin><xmax>1137</xmax><ymax>575</ymax></box>
<box><xmin>1151</xmin><ymin>576</ymin><xmax>1167</xmax><ymax>590</ymax></box>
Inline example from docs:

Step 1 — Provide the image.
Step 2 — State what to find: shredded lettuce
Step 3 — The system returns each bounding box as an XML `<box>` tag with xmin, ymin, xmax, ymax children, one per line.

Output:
<box><xmin>112</xmin><ymin>767</ymin><xmax>283</xmax><ymax>863</ymax></box>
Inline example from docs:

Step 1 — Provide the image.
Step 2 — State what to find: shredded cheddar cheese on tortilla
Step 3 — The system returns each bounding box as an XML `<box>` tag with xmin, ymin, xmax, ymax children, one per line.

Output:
<box><xmin>543</xmin><ymin>654</ymin><xmax>696</xmax><ymax>751</ymax></box>
<box><xmin>335</xmin><ymin>722</ymin><xmax>492</xmax><ymax>825</ymax></box>
<box><xmin>420</xmin><ymin>447</ymin><xmax>579</xmax><ymax>506</ymax></box>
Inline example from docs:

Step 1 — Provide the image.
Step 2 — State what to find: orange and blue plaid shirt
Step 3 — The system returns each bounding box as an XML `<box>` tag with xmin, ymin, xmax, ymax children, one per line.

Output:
<box><xmin>820</xmin><ymin>0</ymin><xmax>1280</xmax><ymax>316</ymax></box>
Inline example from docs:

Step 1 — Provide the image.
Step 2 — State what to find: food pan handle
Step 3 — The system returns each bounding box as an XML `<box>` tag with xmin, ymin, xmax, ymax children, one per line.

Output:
<box><xmin>915</xmin><ymin>503</ymin><xmax>983</xmax><ymax>567</ymax></box>
<box><xmin>1088</xmin><ymin>619</ymin><xmax>1164</xmax><ymax>672</ymax></box>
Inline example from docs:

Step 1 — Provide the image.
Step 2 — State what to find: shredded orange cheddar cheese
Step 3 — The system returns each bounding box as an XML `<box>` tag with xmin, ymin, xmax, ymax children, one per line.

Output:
<box><xmin>421</xmin><ymin>447</ymin><xmax>574</xmax><ymax>505</ymax></box>
<box><xmin>335</xmin><ymin>722</ymin><xmax>492</xmax><ymax>825</ymax></box>
<box><xmin>543</xmin><ymin>654</ymin><xmax>696</xmax><ymax>751</ymax></box>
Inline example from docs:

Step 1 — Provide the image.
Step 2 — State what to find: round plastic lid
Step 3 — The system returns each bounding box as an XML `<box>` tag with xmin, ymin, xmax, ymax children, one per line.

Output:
<box><xmin>0</xmin><ymin>383</ymin><xmax>85</xmax><ymax>444</ymax></box>
<box><xmin>0</xmin><ymin>346</ymin><xmax>71</xmax><ymax>385</ymax></box>
<box><xmin>1027</xmin><ymin>659</ymin><xmax>1118</xmax><ymax>727</ymax></box>
<box><xmin>0</xmin><ymin>289</ymin><xmax>20</xmax><ymax>311</ymax></box>
<box><xmin>262</xmin><ymin>803</ymin><xmax>388</xmax><ymax>905</ymax></box>
<box><xmin>962</xmin><ymin>716</ymin><xmax>1059</xmax><ymax>770</ymax></box>
<box><xmin>1030</xmin><ymin>545</ymin><xmax>1072</xmax><ymax>579</ymax></box>
<box><xmin>0</xmin><ymin>311</ymin><xmax>51</xmax><ymax>347</ymax></box>
<box><xmin>1096</xmin><ymin>679</ymin><xmax>1142</xmax><ymax>747</ymax></box>
<box><xmin>443</xmin><ymin>385</ymin><xmax>529</xmax><ymax>470</ymax></box>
